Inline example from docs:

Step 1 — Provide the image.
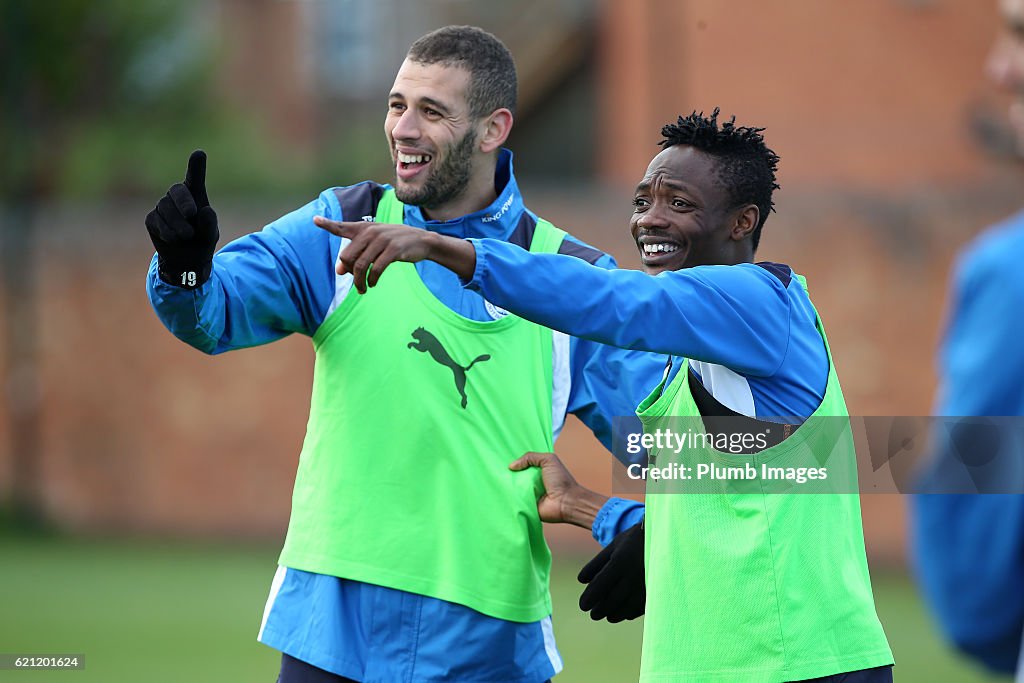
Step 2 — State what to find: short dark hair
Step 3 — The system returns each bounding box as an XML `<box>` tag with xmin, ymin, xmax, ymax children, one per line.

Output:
<box><xmin>407</xmin><ymin>25</ymin><xmax>517</xmax><ymax>119</ymax></box>
<box><xmin>659</xmin><ymin>108</ymin><xmax>780</xmax><ymax>250</ymax></box>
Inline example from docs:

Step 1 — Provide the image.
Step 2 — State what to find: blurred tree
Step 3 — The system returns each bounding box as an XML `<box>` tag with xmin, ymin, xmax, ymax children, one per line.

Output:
<box><xmin>0</xmin><ymin>0</ymin><xmax>217</xmax><ymax>528</ymax></box>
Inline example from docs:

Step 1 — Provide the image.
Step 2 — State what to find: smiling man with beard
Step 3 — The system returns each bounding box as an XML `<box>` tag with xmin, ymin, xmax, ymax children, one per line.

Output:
<box><xmin>317</xmin><ymin>109</ymin><xmax>895</xmax><ymax>682</ymax></box>
<box><xmin>145</xmin><ymin>25</ymin><xmax>665</xmax><ymax>683</ymax></box>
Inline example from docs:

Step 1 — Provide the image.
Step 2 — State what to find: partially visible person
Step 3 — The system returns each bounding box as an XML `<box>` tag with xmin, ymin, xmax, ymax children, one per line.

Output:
<box><xmin>911</xmin><ymin>0</ymin><xmax>1024</xmax><ymax>676</ymax></box>
<box><xmin>317</xmin><ymin>109</ymin><xmax>895</xmax><ymax>682</ymax></box>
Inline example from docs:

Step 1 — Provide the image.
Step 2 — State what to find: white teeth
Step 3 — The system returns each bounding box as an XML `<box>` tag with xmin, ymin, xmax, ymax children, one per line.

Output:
<box><xmin>398</xmin><ymin>152</ymin><xmax>431</xmax><ymax>164</ymax></box>
<box><xmin>643</xmin><ymin>243</ymin><xmax>679</xmax><ymax>255</ymax></box>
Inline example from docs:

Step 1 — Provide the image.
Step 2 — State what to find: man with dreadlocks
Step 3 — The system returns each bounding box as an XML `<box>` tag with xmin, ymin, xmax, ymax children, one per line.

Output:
<box><xmin>316</xmin><ymin>109</ymin><xmax>895</xmax><ymax>681</ymax></box>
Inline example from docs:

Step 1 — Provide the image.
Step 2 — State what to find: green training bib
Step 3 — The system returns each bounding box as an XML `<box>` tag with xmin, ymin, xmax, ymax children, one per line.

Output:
<box><xmin>279</xmin><ymin>190</ymin><xmax>568</xmax><ymax>622</ymax></box>
<box><xmin>636</xmin><ymin>274</ymin><xmax>893</xmax><ymax>681</ymax></box>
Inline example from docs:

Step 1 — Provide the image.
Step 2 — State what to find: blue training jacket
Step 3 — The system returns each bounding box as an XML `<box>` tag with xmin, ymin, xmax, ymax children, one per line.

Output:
<box><xmin>911</xmin><ymin>210</ymin><xmax>1024</xmax><ymax>675</ymax></box>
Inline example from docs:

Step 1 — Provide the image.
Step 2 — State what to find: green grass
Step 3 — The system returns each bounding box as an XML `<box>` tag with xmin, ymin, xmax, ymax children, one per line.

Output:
<box><xmin>0</xmin><ymin>537</ymin><xmax>1006</xmax><ymax>682</ymax></box>
<box><xmin>869</xmin><ymin>571</ymin><xmax>1004</xmax><ymax>683</ymax></box>
<box><xmin>0</xmin><ymin>537</ymin><xmax>280</xmax><ymax>682</ymax></box>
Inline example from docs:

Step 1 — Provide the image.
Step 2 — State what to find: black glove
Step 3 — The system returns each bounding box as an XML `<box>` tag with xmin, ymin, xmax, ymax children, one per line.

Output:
<box><xmin>145</xmin><ymin>150</ymin><xmax>219</xmax><ymax>289</ymax></box>
<box><xmin>578</xmin><ymin>521</ymin><xmax>646</xmax><ymax>623</ymax></box>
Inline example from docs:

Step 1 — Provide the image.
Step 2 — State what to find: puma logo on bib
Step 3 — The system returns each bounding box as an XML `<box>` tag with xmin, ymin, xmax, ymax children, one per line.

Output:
<box><xmin>407</xmin><ymin>327</ymin><xmax>490</xmax><ymax>408</ymax></box>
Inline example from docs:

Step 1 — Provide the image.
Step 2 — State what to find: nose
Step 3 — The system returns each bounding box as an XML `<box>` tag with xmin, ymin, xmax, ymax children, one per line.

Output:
<box><xmin>390</xmin><ymin>108</ymin><xmax>421</xmax><ymax>142</ymax></box>
<box><xmin>634</xmin><ymin>205</ymin><xmax>670</xmax><ymax>231</ymax></box>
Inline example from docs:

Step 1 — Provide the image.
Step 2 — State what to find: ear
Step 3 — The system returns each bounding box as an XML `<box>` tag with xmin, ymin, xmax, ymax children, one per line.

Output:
<box><xmin>731</xmin><ymin>205</ymin><xmax>759</xmax><ymax>242</ymax></box>
<box><xmin>478</xmin><ymin>108</ymin><xmax>513</xmax><ymax>153</ymax></box>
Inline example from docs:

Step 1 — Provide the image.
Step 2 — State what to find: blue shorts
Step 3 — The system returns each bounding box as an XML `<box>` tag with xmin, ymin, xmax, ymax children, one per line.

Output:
<box><xmin>258</xmin><ymin>567</ymin><xmax>562</xmax><ymax>683</ymax></box>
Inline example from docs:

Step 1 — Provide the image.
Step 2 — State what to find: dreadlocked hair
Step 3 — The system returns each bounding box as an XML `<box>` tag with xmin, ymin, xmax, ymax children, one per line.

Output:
<box><xmin>659</xmin><ymin>108</ymin><xmax>780</xmax><ymax>250</ymax></box>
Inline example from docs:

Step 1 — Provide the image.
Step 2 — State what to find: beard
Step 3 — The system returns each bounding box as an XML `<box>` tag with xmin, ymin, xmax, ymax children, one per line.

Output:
<box><xmin>394</xmin><ymin>128</ymin><xmax>477</xmax><ymax>209</ymax></box>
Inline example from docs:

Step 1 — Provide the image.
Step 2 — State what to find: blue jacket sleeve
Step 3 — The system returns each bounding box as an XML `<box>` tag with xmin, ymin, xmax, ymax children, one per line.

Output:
<box><xmin>592</xmin><ymin>498</ymin><xmax>646</xmax><ymax>546</ymax></box>
<box><xmin>910</xmin><ymin>240</ymin><xmax>1024</xmax><ymax>674</ymax></box>
<box><xmin>146</xmin><ymin>192</ymin><xmax>342</xmax><ymax>354</ymax></box>
<box><xmin>468</xmin><ymin>239</ymin><xmax>791</xmax><ymax>375</ymax></box>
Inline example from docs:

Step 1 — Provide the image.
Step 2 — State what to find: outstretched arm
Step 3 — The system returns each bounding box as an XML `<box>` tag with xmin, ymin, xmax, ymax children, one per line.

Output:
<box><xmin>314</xmin><ymin>219</ymin><xmax>791</xmax><ymax>375</ymax></box>
<box><xmin>465</xmin><ymin>238</ymin><xmax>790</xmax><ymax>374</ymax></box>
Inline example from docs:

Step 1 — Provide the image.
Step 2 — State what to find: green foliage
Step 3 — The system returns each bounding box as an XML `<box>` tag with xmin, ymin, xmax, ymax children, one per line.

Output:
<box><xmin>0</xmin><ymin>0</ymin><xmax>295</xmax><ymax>200</ymax></box>
<box><xmin>0</xmin><ymin>0</ymin><xmax>179</xmax><ymax>113</ymax></box>
<box><xmin>55</xmin><ymin>103</ymin><xmax>312</xmax><ymax>199</ymax></box>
